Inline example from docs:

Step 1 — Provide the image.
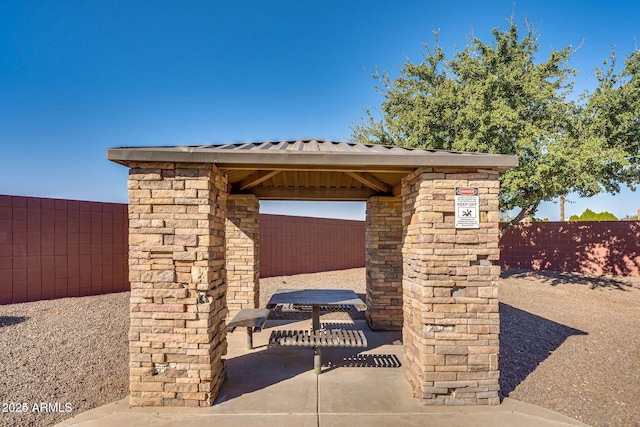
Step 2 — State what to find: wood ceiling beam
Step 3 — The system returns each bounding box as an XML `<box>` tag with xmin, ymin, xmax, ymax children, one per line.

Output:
<box><xmin>238</xmin><ymin>170</ymin><xmax>281</xmax><ymax>190</ymax></box>
<box><xmin>245</xmin><ymin>187</ymin><xmax>377</xmax><ymax>201</ymax></box>
<box><xmin>345</xmin><ymin>172</ymin><xmax>390</xmax><ymax>193</ymax></box>
<box><xmin>392</xmin><ymin>183</ymin><xmax>402</xmax><ymax>197</ymax></box>
<box><xmin>221</xmin><ymin>165</ymin><xmax>414</xmax><ymax>174</ymax></box>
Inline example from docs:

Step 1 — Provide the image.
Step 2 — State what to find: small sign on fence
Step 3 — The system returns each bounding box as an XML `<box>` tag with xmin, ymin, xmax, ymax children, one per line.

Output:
<box><xmin>455</xmin><ymin>187</ymin><xmax>479</xmax><ymax>229</ymax></box>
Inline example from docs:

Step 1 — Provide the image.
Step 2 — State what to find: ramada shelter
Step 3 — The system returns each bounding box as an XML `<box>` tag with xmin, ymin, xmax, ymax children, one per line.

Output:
<box><xmin>107</xmin><ymin>139</ymin><xmax>518</xmax><ymax>407</ymax></box>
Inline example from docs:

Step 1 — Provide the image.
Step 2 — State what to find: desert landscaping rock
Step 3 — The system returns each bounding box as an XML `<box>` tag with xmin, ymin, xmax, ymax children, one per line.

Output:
<box><xmin>0</xmin><ymin>292</ymin><xmax>129</xmax><ymax>427</ymax></box>
<box><xmin>1</xmin><ymin>267</ymin><xmax>638</xmax><ymax>426</ymax></box>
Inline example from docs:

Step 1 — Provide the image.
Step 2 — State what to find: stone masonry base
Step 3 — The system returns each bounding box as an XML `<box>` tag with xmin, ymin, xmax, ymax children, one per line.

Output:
<box><xmin>127</xmin><ymin>163</ymin><xmax>228</xmax><ymax>407</ymax></box>
<box><xmin>401</xmin><ymin>167</ymin><xmax>501</xmax><ymax>405</ymax></box>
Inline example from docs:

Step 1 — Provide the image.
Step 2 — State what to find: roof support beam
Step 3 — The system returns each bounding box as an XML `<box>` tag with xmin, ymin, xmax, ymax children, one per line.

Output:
<box><xmin>238</xmin><ymin>170</ymin><xmax>281</xmax><ymax>190</ymax></box>
<box><xmin>246</xmin><ymin>187</ymin><xmax>376</xmax><ymax>201</ymax></box>
<box><xmin>345</xmin><ymin>172</ymin><xmax>390</xmax><ymax>193</ymax></box>
<box><xmin>392</xmin><ymin>183</ymin><xmax>402</xmax><ymax>197</ymax></box>
<box><xmin>220</xmin><ymin>165</ymin><xmax>414</xmax><ymax>174</ymax></box>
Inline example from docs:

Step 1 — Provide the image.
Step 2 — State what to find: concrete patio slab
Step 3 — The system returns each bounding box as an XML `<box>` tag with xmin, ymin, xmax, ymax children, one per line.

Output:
<box><xmin>213</xmin><ymin>341</ymin><xmax>318</xmax><ymax>413</ymax></box>
<box><xmin>320</xmin><ymin>409</ymin><xmax>586</xmax><ymax>427</ymax></box>
<box><xmin>56</xmin><ymin>320</ymin><xmax>588</xmax><ymax>427</ymax></box>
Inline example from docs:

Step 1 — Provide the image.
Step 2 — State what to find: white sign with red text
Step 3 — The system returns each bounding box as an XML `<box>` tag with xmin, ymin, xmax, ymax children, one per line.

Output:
<box><xmin>455</xmin><ymin>186</ymin><xmax>479</xmax><ymax>229</ymax></box>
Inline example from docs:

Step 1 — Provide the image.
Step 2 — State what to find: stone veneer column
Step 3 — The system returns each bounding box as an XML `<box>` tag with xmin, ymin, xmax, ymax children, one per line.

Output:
<box><xmin>127</xmin><ymin>162</ymin><xmax>228</xmax><ymax>407</ymax></box>
<box><xmin>225</xmin><ymin>194</ymin><xmax>260</xmax><ymax>316</ymax></box>
<box><xmin>365</xmin><ymin>196</ymin><xmax>403</xmax><ymax>330</ymax></box>
<box><xmin>401</xmin><ymin>167</ymin><xmax>501</xmax><ymax>405</ymax></box>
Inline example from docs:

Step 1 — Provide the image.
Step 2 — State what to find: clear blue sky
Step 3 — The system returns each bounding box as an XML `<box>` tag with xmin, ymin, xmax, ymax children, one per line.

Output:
<box><xmin>1</xmin><ymin>0</ymin><xmax>638</xmax><ymax>220</ymax></box>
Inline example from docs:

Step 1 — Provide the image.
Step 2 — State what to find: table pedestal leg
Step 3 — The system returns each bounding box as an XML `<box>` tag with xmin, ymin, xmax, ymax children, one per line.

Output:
<box><xmin>246</xmin><ymin>327</ymin><xmax>253</xmax><ymax>350</ymax></box>
<box><xmin>312</xmin><ymin>305</ymin><xmax>320</xmax><ymax>331</ymax></box>
<box><xmin>314</xmin><ymin>346</ymin><xmax>322</xmax><ymax>375</ymax></box>
<box><xmin>312</xmin><ymin>304</ymin><xmax>322</xmax><ymax>374</ymax></box>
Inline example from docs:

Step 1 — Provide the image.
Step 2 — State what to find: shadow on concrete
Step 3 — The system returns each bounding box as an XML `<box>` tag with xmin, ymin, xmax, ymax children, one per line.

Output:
<box><xmin>327</xmin><ymin>353</ymin><xmax>402</xmax><ymax>369</ymax></box>
<box><xmin>216</xmin><ymin>321</ymin><xmax>403</xmax><ymax>404</ymax></box>
<box><xmin>215</xmin><ymin>345</ymin><xmax>312</xmax><ymax>404</ymax></box>
<box><xmin>0</xmin><ymin>316</ymin><xmax>29</xmax><ymax>328</ymax></box>
<box><xmin>499</xmin><ymin>303</ymin><xmax>587</xmax><ymax>397</ymax></box>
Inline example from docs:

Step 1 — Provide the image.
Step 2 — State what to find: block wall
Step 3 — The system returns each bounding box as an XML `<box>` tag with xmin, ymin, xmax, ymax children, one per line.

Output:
<box><xmin>0</xmin><ymin>197</ymin><xmax>366</xmax><ymax>305</ymax></box>
<box><xmin>365</xmin><ymin>196</ymin><xmax>403</xmax><ymax>330</ymax></box>
<box><xmin>0</xmin><ymin>195</ymin><xmax>128</xmax><ymax>305</ymax></box>
<box><xmin>401</xmin><ymin>167</ymin><xmax>501</xmax><ymax>406</ymax></box>
<box><xmin>499</xmin><ymin>221</ymin><xmax>640</xmax><ymax>276</ymax></box>
<box><xmin>260</xmin><ymin>214</ymin><xmax>365</xmax><ymax>277</ymax></box>
<box><xmin>127</xmin><ymin>162</ymin><xmax>228</xmax><ymax>407</ymax></box>
<box><xmin>225</xmin><ymin>194</ymin><xmax>260</xmax><ymax>316</ymax></box>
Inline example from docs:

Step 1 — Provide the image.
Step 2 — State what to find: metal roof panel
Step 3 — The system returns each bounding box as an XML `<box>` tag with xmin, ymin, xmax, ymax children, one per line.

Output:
<box><xmin>107</xmin><ymin>139</ymin><xmax>519</xmax><ymax>170</ymax></box>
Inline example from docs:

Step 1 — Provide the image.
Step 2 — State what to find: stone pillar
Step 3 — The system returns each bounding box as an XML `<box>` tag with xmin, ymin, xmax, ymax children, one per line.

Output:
<box><xmin>225</xmin><ymin>194</ymin><xmax>260</xmax><ymax>316</ymax></box>
<box><xmin>401</xmin><ymin>167</ymin><xmax>501</xmax><ymax>406</ymax></box>
<box><xmin>127</xmin><ymin>162</ymin><xmax>228</xmax><ymax>407</ymax></box>
<box><xmin>365</xmin><ymin>196</ymin><xmax>403</xmax><ymax>330</ymax></box>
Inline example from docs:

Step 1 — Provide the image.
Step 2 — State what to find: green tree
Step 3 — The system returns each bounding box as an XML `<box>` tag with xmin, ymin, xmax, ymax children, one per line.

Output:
<box><xmin>576</xmin><ymin>49</ymin><xmax>640</xmax><ymax>197</ymax></box>
<box><xmin>352</xmin><ymin>17</ymin><xmax>640</xmax><ymax>232</ymax></box>
<box><xmin>530</xmin><ymin>217</ymin><xmax>550</xmax><ymax>222</ymax></box>
<box><xmin>568</xmin><ymin>208</ymin><xmax>618</xmax><ymax>221</ymax></box>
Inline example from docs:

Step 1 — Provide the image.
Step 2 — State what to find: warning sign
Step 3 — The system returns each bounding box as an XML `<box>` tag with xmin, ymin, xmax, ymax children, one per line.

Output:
<box><xmin>455</xmin><ymin>186</ymin><xmax>479</xmax><ymax>229</ymax></box>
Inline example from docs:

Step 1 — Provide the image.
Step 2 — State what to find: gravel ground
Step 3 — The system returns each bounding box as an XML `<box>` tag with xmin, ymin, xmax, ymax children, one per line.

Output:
<box><xmin>0</xmin><ymin>292</ymin><xmax>130</xmax><ymax>427</ymax></box>
<box><xmin>499</xmin><ymin>269</ymin><xmax>640</xmax><ymax>427</ymax></box>
<box><xmin>1</xmin><ymin>267</ymin><xmax>639</xmax><ymax>427</ymax></box>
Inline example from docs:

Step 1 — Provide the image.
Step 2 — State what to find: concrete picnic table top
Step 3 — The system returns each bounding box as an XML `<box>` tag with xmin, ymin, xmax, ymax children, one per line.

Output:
<box><xmin>266</xmin><ymin>289</ymin><xmax>366</xmax><ymax>311</ymax></box>
<box><xmin>266</xmin><ymin>288</ymin><xmax>368</xmax><ymax>375</ymax></box>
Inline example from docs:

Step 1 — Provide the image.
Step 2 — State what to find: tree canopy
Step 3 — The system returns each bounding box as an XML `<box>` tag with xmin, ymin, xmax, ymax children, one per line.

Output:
<box><xmin>569</xmin><ymin>209</ymin><xmax>618</xmax><ymax>221</ymax></box>
<box><xmin>351</xmin><ymin>18</ymin><xmax>640</xmax><ymax>230</ymax></box>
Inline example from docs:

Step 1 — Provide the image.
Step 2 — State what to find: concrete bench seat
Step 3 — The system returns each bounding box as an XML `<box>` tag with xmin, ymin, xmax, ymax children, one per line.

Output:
<box><xmin>227</xmin><ymin>308</ymin><xmax>271</xmax><ymax>349</ymax></box>
<box><xmin>268</xmin><ymin>329</ymin><xmax>367</xmax><ymax>348</ymax></box>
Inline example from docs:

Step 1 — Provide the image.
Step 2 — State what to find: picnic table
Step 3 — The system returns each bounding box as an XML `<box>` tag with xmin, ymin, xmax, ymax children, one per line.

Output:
<box><xmin>266</xmin><ymin>289</ymin><xmax>368</xmax><ymax>374</ymax></box>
